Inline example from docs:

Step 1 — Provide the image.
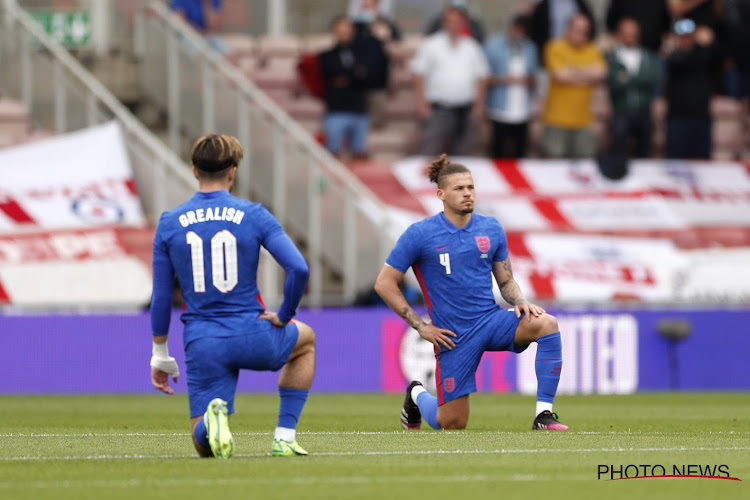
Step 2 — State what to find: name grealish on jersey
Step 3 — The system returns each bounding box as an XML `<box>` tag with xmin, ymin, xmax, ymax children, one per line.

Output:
<box><xmin>178</xmin><ymin>207</ymin><xmax>245</xmax><ymax>227</ymax></box>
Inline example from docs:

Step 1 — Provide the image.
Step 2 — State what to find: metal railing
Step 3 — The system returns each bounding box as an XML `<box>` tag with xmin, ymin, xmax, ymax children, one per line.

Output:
<box><xmin>136</xmin><ymin>1</ymin><xmax>396</xmax><ymax>306</ymax></box>
<box><xmin>0</xmin><ymin>0</ymin><xmax>196</xmax><ymax>222</ymax></box>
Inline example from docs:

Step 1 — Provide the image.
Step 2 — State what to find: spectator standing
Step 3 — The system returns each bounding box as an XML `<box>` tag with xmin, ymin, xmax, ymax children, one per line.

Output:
<box><xmin>425</xmin><ymin>0</ymin><xmax>486</xmax><ymax>43</ymax></box>
<box><xmin>667</xmin><ymin>0</ymin><xmax>725</xmax><ymax>88</ymax></box>
<box><xmin>531</xmin><ymin>0</ymin><xmax>595</xmax><ymax>54</ymax></box>
<box><xmin>411</xmin><ymin>7</ymin><xmax>490</xmax><ymax>156</ymax></box>
<box><xmin>606</xmin><ymin>0</ymin><xmax>671</xmax><ymax>52</ymax></box>
<box><xmin>351</xmin><ymin>0</ymin><xmax>403</xmax><ymax>129</ymax></box>
<box><xmin>484</xmin><ymin>15</ymin><xmax>539</xmax><ymax>159</ymax></box>
<box><xmin>319</xmin><ymin>16</ymin><xmax>373</xmax><ymax>159</ymax></box>
<box><xmin>541</xmin><ymin>14</ymin><xmax>606</xmax><ymax>159</ymax></box>
<box><xmin>663</xmin><ymin>20</ymin><xmax>718</xmax><ymax>159</ymax></box>
<box><xmin>606</xmin><ymin>18</ymin><xmax>661</xmax><ymax>159</ymax></box>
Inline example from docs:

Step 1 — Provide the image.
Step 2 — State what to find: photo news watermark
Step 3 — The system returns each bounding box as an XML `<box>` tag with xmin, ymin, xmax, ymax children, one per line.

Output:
<box><xmin>598</xmin><ymin>464</ymin><xmax>742</xmax><ymax>481</ymax></box>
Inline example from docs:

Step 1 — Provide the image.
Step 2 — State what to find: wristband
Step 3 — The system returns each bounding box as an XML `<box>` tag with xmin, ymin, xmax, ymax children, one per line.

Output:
<box><xmin>152</xmin><ymin>341</ymin><xmax>169</xmax><ymax>358</ymax></box>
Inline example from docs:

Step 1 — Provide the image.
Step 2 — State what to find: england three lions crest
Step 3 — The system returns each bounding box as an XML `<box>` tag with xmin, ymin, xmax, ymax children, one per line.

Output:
<box><xmin>475</xmin><ymin>235</ymin><xmax>491</xmax><ymax>254</ymax></box>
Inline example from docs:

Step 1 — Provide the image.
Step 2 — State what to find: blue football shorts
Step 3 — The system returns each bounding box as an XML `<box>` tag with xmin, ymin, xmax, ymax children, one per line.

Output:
<box><xmin>184</xmin><ymin>320</ymin><xmax>299</xmax><ymax>418</ymax></box>
<box><xmin>435</xmin><ymin>308</ymin><xmax>526</xmax><ymax>405</ymax></box>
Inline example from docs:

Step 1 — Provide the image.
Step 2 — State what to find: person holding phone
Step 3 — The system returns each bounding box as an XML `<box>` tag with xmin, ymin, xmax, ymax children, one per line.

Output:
<box><xmin>662</xmin><ymin>18</ymin><xmax>718</xmax><ymax>159</ymax></box>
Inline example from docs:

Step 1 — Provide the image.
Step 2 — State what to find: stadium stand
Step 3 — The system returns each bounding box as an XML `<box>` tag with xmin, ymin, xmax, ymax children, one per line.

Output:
<box><xmin>5</xmin><ymin>0</ymin><xmax>750</xmax><ymax>306</ymax></box>
<box><xmin>220</xmin><ymin>30</ymin><xmax>750</xmax><ymax>162</ymax></box>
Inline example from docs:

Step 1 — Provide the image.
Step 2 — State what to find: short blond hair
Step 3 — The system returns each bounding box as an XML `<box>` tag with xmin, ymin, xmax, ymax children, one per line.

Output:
<box><xmin>191</xmin><ymin>134</ymin><xmax>244</xmax><ymax>175</ymax></box>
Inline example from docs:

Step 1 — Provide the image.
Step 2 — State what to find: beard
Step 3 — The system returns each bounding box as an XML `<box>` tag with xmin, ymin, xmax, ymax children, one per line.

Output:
<box><xmin>458</xmin><ymin>206</ymin><xmax>474</xmax><ymax>214</ymax></box>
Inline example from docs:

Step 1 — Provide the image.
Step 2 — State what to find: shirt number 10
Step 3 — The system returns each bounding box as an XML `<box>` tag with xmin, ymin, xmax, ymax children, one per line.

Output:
<box><xmin>186</xmin><ymin>230</ymin><xmax>239</xmax><ymax>293</ymax></box>
<box><xmin>440</xmin><ymin>252</ymin><xmax>451</xmax><ymax>275</ymax></box>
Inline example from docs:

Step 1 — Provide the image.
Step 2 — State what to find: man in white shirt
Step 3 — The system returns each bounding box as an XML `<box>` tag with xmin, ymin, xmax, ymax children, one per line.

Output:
<box><xmin>411</xmin><ymin>7</ymin><xmax>490</xmax><ymax>155</ymax></box>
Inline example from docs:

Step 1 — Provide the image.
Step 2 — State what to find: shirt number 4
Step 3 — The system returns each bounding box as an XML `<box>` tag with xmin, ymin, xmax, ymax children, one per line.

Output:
<box><xmin>439</xmin><ymin>252</ymin><xmax>451</xmax><ymax>275</ymax></box>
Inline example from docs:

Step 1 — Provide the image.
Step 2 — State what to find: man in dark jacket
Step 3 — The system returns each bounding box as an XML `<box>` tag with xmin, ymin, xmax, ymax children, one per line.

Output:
<box><xmin>663</xmin><ymin>20</ymin><xmax>718</xmax><ymax>159</ymax></box>
<box><xmin>319</xmin><ymin>16</ymin><xmax>373</xmax><ymax>158</ymax></box>
<box><xmin>606</xmin><ymin>18</ymin><xmax>661</xmax><ymax>158</ymax></box>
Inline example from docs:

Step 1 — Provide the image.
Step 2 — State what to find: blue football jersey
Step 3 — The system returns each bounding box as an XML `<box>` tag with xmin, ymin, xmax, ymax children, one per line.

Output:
<box><xmin>151</xmin><ymin>190</ymin><xmax>307</xmax><ymax>346</ymax></box>
<box><xmin>386</xmin><ymin>212</ymin><xmax>509</xmax><ymax>339</ymax></box>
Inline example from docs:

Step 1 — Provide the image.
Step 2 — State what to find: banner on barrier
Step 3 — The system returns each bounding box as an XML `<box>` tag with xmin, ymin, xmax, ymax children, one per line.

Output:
<box><xmin>0</xmin><ymin>227</ymin><xmax>153</xmax><ymax>306</ymax></box>
<box><xmin>391</xmin><ymin>157</ymin><xmax>750</xmax><ymax>231</ymax></box>
<box><xmin>0</xmin><ymin>121</ymin><xmax>145</xmax><ymax>230</ymax></box>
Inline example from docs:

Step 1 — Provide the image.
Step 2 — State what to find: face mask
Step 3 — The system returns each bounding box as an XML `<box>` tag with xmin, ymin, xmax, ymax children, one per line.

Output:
<box><xmin>356</xmin><ymin>10</ymin><xmax>377</xmax><ymax>23</ymax></box>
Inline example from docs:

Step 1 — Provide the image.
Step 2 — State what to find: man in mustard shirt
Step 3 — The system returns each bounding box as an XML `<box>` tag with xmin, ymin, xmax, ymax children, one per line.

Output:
<box><xmin>542</xmin><ymin>14</ymin><xmax>605</xmax><ymax>159</ymax></box>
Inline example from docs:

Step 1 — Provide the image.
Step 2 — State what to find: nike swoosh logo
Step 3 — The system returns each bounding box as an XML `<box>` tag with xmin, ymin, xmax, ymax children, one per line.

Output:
<box><xmin>435</xmin><ymin>245</ymin><xmax>450</xmax><ymax>252</ymax></box>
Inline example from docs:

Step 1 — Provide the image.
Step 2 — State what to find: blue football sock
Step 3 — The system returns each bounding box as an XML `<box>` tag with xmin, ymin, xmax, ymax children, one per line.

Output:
<box><xmin>277</xmin><ymin>387</ymin><xmax>309</xmax><ymax>430</ymax></box>
<box><xmin>193</xmin><ymin>415</ymin><xmax>210</xmax><ymax>449</ymax></box>
<box><xmin>535</xmin><ymin>331</ymin><xmax>562</xmax><ymax>405</ymax></box>
<box><xmin>416</xmin><ymin>391</ymin><xmax>440</xmax><ymax>430</ymax></box>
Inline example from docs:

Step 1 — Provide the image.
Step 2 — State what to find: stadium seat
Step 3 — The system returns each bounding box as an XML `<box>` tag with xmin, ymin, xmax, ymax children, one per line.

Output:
<box><xmin>222</xmin><ymin>33</ymin><xmax>256</xmax><ymax>60</ymax></box>
<box><xmin>251</xmin><ymin>57</ymin><xmax>299</xmax><ymax>89</ymax></box>
<box><xmin>302</xmin><ymin>34</ymin><xmax>332</xmax><ymax>54</ymax></box>
<box><xmin>711</xmin><ymin>96</ymin><xmax>743</xmax><ymax>118</ymax></box>
<box><xmin>263</xmin><ymin>87</ymin><xmax>295</xmax><ymax>106</ymax></box>
<box><xmin>283</xmin><ymin>95</ymin><xmax>325</xmax><ymax>120</ymax></box>
<box><xmin>713</xmin><ymin>119</ymin><xmax>743</xmax><ymax>156</ymax></box>
<box><xmin>0</xmin><ymin>99</ymin><xmax>30</xmax><ymax>147</ymax></box>
<box><xmin>384</xmin><ymin>89</ymin><xmax>417</xmax><ymax>119</ymax></box>
<box><xmin>368</xmin><ymin>126</ymin><xmax>415</xmax><ymax>156</ymax></box>
<box><xmin>258</xmin><ymin>34</ymin><xmax>301</xmax><ymax>58</ymax></box>
<box><xmin>235</xmin><ymin>54</ymin><xmax>258</xmax><ymax>77</ymax></box>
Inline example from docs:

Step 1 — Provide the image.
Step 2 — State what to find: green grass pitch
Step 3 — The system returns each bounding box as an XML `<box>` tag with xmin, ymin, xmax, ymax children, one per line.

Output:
<box><xmin>1</xmin><ymin>393</ymin><xmax>748</xmax><ymax>499</ymax></box>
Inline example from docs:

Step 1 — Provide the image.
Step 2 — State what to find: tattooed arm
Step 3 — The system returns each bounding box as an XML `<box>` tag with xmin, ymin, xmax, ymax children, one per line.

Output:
<box><xmin>492</xmin><ymin>257</ymin><xmax>527</xmax><ymax>306</ymax></box>
<box><xmin>492</xmin><ymin>258</ymin><xmax>545</xmax><ymax>321</ymax></box>
<box><xmin>374</xmin><ymin>264</ymin><xmax>457</xmax><ymax>350</ymax></box>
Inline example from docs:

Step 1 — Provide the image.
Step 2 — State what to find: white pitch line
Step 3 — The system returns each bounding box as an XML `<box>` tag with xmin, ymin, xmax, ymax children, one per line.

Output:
<box><xmin>0</xmin><ymin>473</ymin><xmax>581</xmax><ymax>489</ymax></box>
<box><xmin>2</xmin><ymin>446</ymin><xmax>749</xmax><ymax>462</ymax></box>
<box><xmin>1</xmin><ymin>430</ymin><xmax>748</xmax><ymax>437</ymax></box>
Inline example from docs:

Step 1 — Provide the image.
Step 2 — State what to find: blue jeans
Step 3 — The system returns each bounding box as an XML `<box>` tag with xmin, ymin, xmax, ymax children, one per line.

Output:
<box><xmin>324</xmin><ymin>112</ymin><xmax>369</xmax><ymax>155</ymax></box>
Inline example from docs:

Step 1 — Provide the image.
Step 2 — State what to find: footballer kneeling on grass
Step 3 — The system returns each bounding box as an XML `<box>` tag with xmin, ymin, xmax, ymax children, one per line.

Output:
<box><xmin>375</xmin><ymin>154</ymin><xmax>567</xmax><ymax>431</ymax></box>
<box><xmin>150</xmin><ymin>134</ymin><xmax>315</xmax><ymax>458</ymax></box>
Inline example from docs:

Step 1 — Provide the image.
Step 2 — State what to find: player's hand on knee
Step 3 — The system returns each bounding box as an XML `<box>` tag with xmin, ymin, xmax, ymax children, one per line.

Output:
<box><xmin>514</xmin><ymin>302</ymin><xmax>545</xmax><ymax>321</ymax></box>
<box><xmin>259</xmin><ymin>311</ymin><xmax>287</xmax><ymax>327</ymax></box>
<box><xmin>417</xmin><ymin>323</ymin><xmax>457</xmax><ymax>350</ymax></box>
